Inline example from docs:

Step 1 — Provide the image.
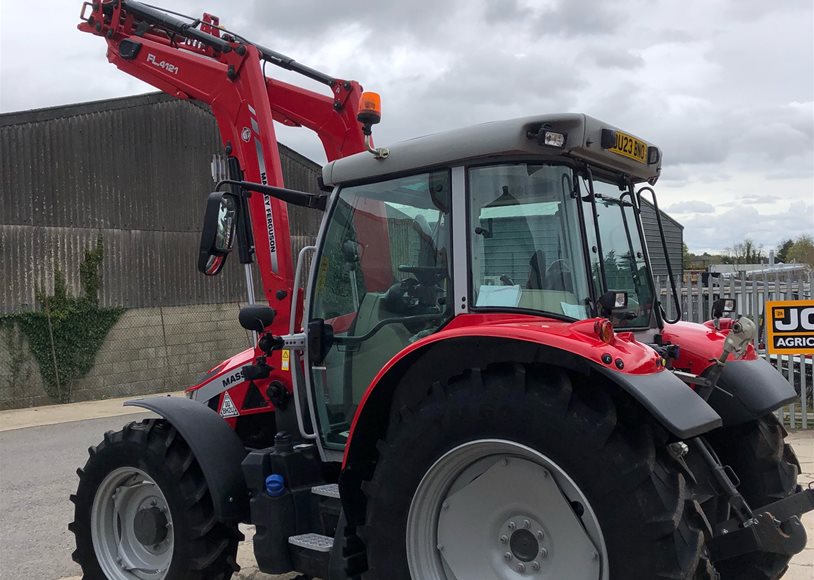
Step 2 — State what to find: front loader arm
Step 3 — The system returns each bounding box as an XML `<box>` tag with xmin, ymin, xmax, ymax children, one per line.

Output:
<box><xmin>78</xmin><ymin>0</ymin><xmax>366</xmax><ymax>335</ymax></box>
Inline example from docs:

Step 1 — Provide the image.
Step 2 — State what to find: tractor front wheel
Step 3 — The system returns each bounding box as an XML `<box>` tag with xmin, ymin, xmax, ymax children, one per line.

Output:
<box><xmin>69</xmin><ymin>419</ymin><xmax>241</xmax><ymax>580</ymax></box>
<box><xmin>361</xmin><ymin>363</ymin><xmax>715</xmax><ymax>580</ymax></box>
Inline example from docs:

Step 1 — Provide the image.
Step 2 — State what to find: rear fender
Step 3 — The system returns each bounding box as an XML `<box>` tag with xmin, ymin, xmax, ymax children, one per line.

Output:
<box><xmin>707</xmin><ymin>358</ymin><xmax>798</xmax><ymax>426</ymax></box>
<box><xmin>339</xmin><ymin>335</ymin><xmax>721</xmax><ymax>525</ymax></box>
<box><xmin>125</xmin><ymin>396</ymin><xmax>249</xmax><ymax>523</ymax></box>
<box><xmin>661</xmin><ymin>321</ymin><xmax>795</xmax><ymax>426</ymax></box>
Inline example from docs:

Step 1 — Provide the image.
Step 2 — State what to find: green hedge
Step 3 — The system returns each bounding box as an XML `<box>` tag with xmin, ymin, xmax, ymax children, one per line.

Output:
<box><xmin>0</xmin><ymin>237</ymin><xmax>124</xmax><ymax>403</ymax></box>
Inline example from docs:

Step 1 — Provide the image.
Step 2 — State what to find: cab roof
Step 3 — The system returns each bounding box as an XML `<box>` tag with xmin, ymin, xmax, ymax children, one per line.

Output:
<box><xmin>323</xmin><ymin>113</ymin><xmax>662</xmax><ymax>186</ymax></box>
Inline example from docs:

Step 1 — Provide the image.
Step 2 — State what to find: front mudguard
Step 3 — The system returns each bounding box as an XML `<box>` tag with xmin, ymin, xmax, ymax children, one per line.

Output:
<box><xmin>125</xmin><ymin>396</ymin><xmax>249</xmax><ymax>523</ymax></box>
<box><xmin>706</xmin><ymin>358</ymin><xmax>798</xmax><ymax>427</ymax></box>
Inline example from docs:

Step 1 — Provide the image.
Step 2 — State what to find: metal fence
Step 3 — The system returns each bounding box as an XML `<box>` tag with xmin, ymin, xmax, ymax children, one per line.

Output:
<box><xmin>655</xmin><ymin>269</ymin><xmax>813</xmax><ymax>430</ymax></box>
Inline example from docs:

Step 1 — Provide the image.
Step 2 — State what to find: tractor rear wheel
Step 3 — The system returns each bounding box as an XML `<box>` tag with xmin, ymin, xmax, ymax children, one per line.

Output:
<box><xmin>707</xmin><ymin>414</ymin><xmax>802</xmax><ymax>580</ymax></box>
<box><xmin>69</xmin><ymin>419</ymin><xmax>241</xmax><ymax>580</ymax></box>
<box><xmin>361</xmin><ymin>363</ymin><xmax>715</xmax><ymax>579</ymax></box>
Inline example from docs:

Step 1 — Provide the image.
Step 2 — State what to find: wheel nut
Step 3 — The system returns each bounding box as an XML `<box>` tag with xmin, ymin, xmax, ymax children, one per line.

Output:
<box><xmin>500</xmin><ymin>535</ymin><xmax>508</xmax><ymax>544</ymax></box>
<box><xmin>504</xmin><ymin>552</ymin><xmax>512</xmax><ymax>561</ymax></box>
<box><xmin>523</xmin><ymin>519</ymin><xmax>530</xmax><ymax>528</ymax></box>
<box><xmin>508</xmin><ymin>521</ymin><xmax>516</xmax><ymax>530</ymax></box>
<box><xmin>536</xmin><ymin>530</ymin><xmax>545</xmax><ymax>541</ymax></box>
<box><xmin>532</xmin><ymin>561</ymin><xmax>541</xmax><ymax>571</ymax></box>
<box><xmin>516</xmin><ymin>562</ymin><xmax>526</xmax><ymax>573</ymax></box>
<box><xmin>540</xmin><ymin>547</ymin><xmax>548</xmax><ymax>559</ymax></box>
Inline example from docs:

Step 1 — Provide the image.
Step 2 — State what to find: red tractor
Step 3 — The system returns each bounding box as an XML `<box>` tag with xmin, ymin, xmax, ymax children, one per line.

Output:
<box><xmin>71</xmin><ymin>2</ymin><xmax>812</xmax><ymax>579</ymax></box>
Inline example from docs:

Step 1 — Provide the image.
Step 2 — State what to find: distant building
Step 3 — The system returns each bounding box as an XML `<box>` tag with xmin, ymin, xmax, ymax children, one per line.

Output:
<box><xmin>640</xmin><ymin>199</ymin><xmax>683</xmax><ymax>281</ymax></box>
<box><xmin>0</xmin><ymin>92</ymin><xmax>322</xmax><ymax>313</ymax></box>
<box><xmin>710</xmin><ymin>263</ymin><xmax>810</xmax><ymax>278</ymax></box>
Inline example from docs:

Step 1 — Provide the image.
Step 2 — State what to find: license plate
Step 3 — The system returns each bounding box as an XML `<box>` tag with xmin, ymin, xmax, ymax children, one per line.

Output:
<box><xmin>609</xmin><ymin>130</ymin><xmax>648</xmax><ymax>164</ymax></box>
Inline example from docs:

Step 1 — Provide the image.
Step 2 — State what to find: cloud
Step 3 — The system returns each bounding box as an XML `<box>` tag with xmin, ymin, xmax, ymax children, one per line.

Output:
<box><xmin>666</xmin><ymin>200</ymin><xmax>716</xmax><ymax>214</ymax></box>
<box><xmin>581</xmin><ymin>48</ymin><xmax>644</xmax><ymax>70</ymax></box>
<box><xmin>0</xmin><ymin>0</ymin><xmax>811</xmax><ymax>254</ymax></box>
<box><xmin>683</xmin><ymin>202</ymin><xmax>814</xmax><ymax>253</ymax></box>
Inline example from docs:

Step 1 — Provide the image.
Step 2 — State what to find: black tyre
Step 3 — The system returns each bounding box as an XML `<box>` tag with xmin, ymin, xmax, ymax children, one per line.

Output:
<box><xmin>362</xmin><ymin>363</ymin><xmax>715</xmax><ymax>579</ymax></box>
<box><xmin>707</xmin><ymin>414</ymin><xmax>802</xmax><ymax>580</ymax></box>
<box><xmin>69</xmin><ymin>419</ymin><xmax>241</xmax><ymax>580</ymax></box>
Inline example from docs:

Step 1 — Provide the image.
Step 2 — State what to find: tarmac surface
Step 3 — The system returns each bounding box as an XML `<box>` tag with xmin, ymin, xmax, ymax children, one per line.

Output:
<box><xmin>0</xmin><ymin>394</ymin><xmax>811</xmax><ymax>579</ymax></box>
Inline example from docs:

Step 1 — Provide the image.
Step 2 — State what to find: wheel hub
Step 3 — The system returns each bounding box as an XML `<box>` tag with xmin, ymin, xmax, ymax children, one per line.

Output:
<box><xmin>91</xmin><ymin>467</ymin><xmax>174</xmax><ymax>580</ymax></box>
<box><xmin>510</xmin><ymin>529</ymin><xmax>538</xmax><ymax>562</ymax></box>
<box><xmin>498</xmin><ymin>515</ymin><xmax>548</xmax><ymax>574</ymax></box>
<box><xmin>133</xmin><ymin>507</ymin><xmax>169</xmax><ymax>546</ymax></box>
<box><xmin>407</xmin><ymin>440</ymin><xmax>607</xmax><ymax>580</ymax></box>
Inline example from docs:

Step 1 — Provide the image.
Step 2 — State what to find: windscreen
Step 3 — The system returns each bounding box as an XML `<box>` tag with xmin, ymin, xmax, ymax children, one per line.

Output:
<box><xmin>583</xmin><ymin>177</ymin><xmax>656</xmax><ymax>328</ymax></box>
<box><xmin>469</xmin><ymin>164</ymin><xmax>591</xmax><ymax>319</ymax></box>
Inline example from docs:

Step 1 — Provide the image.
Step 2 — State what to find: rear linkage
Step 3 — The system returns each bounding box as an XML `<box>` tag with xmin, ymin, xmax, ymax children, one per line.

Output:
<box><xmin>666</xmin><ymin>314</ymin><xmax>814</xmax><ymax>562</ymax></box>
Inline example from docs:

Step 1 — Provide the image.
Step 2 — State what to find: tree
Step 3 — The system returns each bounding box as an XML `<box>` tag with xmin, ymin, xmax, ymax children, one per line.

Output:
<box><xmin>726</xmin><ymin>238</ymin><xmax>764</xmax><ymax>265</ymax></box>
<box><xmin>776</xmin><ymin>238</ymin><xmax>794</xmax><ymax>263</ymax></box>
<box><xmin>682</xmin><ymin>243</ymin><xmax>692</xmax><ymax>269</ymax></box>
<box><xmin>787</xmin><ymin>234</ymin><xmax>814</xmax><ymax>268</ymax></box>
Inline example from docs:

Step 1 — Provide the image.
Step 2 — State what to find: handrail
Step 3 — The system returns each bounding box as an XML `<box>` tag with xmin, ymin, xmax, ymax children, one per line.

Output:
<box><xmin>637</xmin><ymin>186</ymin><xmax>682</xmax><ymax>323</ymax></box>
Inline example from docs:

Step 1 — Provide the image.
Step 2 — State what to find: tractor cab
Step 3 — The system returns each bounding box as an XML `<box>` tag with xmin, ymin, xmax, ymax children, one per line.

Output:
<box><xmin>302</xmin><ymin>114</ymin><xmax>667</xmax><ymax>458</ymax></box>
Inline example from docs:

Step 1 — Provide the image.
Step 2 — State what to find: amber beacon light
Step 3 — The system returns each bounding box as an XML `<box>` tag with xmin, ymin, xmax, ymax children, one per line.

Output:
<box><xmin>357</xmin><ymin>91</ymin><xmax>388</xmax><ymax>159</ymax></box>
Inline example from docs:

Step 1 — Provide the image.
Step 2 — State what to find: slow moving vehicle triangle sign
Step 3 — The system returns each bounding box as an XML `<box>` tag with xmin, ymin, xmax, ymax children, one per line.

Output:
<box><xmin>220</xmin><ymin>392</ymin><xmax>240</xmax><ymax>418</ymax></box>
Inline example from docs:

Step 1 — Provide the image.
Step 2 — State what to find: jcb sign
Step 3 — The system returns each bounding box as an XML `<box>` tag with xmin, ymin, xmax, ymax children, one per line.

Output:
<box><xmin>766</xmin><ymin>300</ymin><xmax>814</xmax><ymax>355</ymax></box>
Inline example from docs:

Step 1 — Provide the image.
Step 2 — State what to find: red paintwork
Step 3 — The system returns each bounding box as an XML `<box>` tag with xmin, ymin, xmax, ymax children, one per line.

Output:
<box><xmin>660</xmin><ymin>320</ymin><xmax>757</xmax><ymax>376</ymax></box>
<box><xmin>184</xmin><ymin>347</ymin><xmax>290</xmax><ymax>420</ymax></box>
<box><xmin>343</xmin><ymin>313</ymin><xmax>666</xmax><ymax>466</ymax></box>
<box><xmin>80</xmin><ymin>2</ymin><xmax>367</xmax><ymax>415</ymax></box>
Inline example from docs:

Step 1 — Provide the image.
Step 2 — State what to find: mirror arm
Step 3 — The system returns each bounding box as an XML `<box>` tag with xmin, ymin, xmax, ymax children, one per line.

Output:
<box><xmin>224</xmin><ymin>157</ymin><xmax>255</xmax><ymax>265</ymax></box>
<box><xmin>215</xmin><ymin>179</ymin><xmax>327</xmax><ymax>210</ymax></box>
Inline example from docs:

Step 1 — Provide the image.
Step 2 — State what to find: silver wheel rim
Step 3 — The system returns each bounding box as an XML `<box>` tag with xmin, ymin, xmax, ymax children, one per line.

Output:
<box><xmin>91</xmin><ymin>467</ymin><xmax>174</xmax><ymax>580</ymax></box>
<box><xmin>407</xmin><ymin>439</ymin><xmax>608</xmax><ymax>579</ymax></box>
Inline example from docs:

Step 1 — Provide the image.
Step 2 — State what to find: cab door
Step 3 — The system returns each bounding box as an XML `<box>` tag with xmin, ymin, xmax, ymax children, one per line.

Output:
<box><xmin>305</xmin><ymin>170</ymin><xmax>453</xmax><ymax>455</ymax></box>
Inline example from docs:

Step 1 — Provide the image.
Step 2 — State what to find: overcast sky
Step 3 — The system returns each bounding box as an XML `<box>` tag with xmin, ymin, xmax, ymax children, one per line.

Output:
<box><xmin>1</xmin><ymin>0</ymin><xmax>812</xmax><ymax>254</ymax></box>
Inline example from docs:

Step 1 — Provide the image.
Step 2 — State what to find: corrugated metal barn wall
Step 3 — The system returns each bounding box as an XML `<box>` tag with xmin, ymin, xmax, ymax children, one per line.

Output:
<box><xmin>0</xmin><ymin>93</ymin><xmax>323</xmax><ymax>313</ymax></box>
<box><xmin>640</xmin><ymin>200</ymin><xmax>683</xmax><ymax>281</ymax></box>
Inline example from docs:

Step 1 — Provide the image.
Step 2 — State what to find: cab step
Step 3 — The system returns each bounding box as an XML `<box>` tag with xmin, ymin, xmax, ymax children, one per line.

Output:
<box><xmin>289</xmin><ymin>532</ymin><xmax>334</xmax><ymax>552</ymax></box>
<box><xmin>289</xmin><ymin>533</ymin><xmax>334</xmax><ymax>577</ymax></box>
<box><xmin>311</xmin><ymin>483</ymin><xmax>340</xmax><ymax>499</ymax></box>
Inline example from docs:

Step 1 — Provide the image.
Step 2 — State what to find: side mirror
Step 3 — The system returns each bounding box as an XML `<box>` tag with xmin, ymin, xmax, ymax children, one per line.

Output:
<box><xmin>711</xmin><ymin>298</ymin><xmax>736</xmax><ymax>319</ymax></box>
<box><xmin>198</xmin><ymin>192</ymin><xmax>238</xmax><ymax>276</ymax></box>
<box><xmin>597</xmin><ymin>290</ymin><xmax>629</xmax><ymax>316</ymax></box>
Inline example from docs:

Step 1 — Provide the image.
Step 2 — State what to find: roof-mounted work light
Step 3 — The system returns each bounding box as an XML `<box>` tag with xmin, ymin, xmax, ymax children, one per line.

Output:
<box><xmin>528</xmin><ymin>125</ymin><xmax>567</xmax><ymax>148</ymax></box>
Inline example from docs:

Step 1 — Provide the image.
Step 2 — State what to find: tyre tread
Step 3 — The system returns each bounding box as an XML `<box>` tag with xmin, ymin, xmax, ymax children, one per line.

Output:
<box><xmin>69</xmin><ymin>418</ymin><xmax>240</xmax><ymax>580</ymax></box>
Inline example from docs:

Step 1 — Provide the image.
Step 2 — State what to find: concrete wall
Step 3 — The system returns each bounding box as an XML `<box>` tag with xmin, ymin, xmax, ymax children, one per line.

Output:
<box><xmin>0</xmin><ymin>303</ymin><xmax>251</xmax><ymax>410</ymax></box>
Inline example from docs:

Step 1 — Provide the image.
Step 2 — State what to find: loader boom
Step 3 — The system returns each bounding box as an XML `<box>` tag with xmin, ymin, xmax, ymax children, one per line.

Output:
<box><xmin>78</xmin><ymin>0</ymin><xmax>367</xmax><ymax>336</ymax></box>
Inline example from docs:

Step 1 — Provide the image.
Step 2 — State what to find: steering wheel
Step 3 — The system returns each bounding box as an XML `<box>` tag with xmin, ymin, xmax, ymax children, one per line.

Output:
<box><xmin>398</xmin><ymin>265</ymin><xmax>446</xmax><ymax>284</ymax></box>
<box><xmin>546</xmin><ymin>259</ymin><xmax>571</xmax><ymax>275</ymax></box>
<box><xmin>545</xmin><ymin>259</ymin><xmax>572</xmax><ymax>292</ymax></box>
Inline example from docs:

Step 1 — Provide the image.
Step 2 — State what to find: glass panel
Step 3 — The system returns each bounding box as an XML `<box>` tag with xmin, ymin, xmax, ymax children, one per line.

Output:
<box><xmin>469</xmin><ymin>164</ymin><xmax>590</xmax><ymax>319</ymax></box>
<box><xmin>309</xmin><ymin>171</ymin><xmax>452</xmax><ymax>450</ymax></box>
<box><xmin>584</xmin><ymin>177</ymin><xmax>655</xmax><ymax>328</ymax></box>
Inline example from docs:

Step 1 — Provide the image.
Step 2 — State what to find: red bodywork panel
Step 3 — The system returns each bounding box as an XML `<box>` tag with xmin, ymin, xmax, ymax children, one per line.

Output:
<box><xmin>661</xmin><ymin>320</ymin><xmax>757</xmax><ymax>376</ymax></box>
<box><xmin>343</xmin><ymin>313</ymin><xmax>667</xmax><ymax>466</ymax></box>
<box><xmin>79</xmin><ymin>1</ymin><xmax>367</xmax><ymax>415</ymax></box>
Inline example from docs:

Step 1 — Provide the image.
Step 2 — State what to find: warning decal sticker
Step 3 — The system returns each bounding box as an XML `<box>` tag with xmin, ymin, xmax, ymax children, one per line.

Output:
<box><xmin>282</xmin><ymin>349</ymin><xmax>290</xmax><ymax>371</ymax></box>
<box><xmin>219</xmin><ymin>392</ymin><xmax>240</xmax><ymax>418</ymax></box>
